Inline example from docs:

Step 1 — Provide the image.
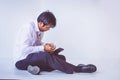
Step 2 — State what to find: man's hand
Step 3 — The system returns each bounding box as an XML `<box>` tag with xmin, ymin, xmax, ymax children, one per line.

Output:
<box><xmin>44</xmin><ymin>43</ymin><xmax>56</xmax><ymax>53</ymax></box>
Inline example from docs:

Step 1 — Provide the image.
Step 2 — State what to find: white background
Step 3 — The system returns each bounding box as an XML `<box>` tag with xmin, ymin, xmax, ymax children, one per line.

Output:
<box><xmin>0</xmin><ymin>0</ymin><xmax>120</xmax><ymax>80</ymax></box>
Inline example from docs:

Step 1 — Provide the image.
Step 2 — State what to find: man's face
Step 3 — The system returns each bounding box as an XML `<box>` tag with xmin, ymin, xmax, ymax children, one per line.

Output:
<box><xmin>38</xmin><ymin>22</ymin><xmax>52</xmax><ymax>32</ymax></box>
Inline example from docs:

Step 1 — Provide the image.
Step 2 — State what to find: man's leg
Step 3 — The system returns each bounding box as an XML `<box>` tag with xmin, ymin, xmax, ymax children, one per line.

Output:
<box><xmin>15</xmin><ymin>51</ymin><xmax>96</xmax><ymax>74</ymax></box>
<box><xmin>41</xmin><ymin>54</ymin><xmax>66</xmax><ymax>72</ymax></box>
<box><xmin>41</xmin><ymin>47</ymin><xmax>66</xmax><ymax>72</ymax></box>
<box><xmin>15</xmin><ymin>53</ymin><xmax>35</xmax><ymax>70</ymax></box>
<box><xmin>15</xmin><ymin>51</ymin><xmax>75</xmax><ymax>74</ymax></box>
<box><xmin>37</xmin><ymin>52</ymin><xmax>96</xmax><ymax>73</ymax></box>
<box><xmin>41</xmin><ymin>52</ymin><xmax>75</xmax><ymax>74</ymax></box>
<box><xmin>15</xmin><ymin>53</ymin><xmax>66</xmax><ymax>71</ymax></box>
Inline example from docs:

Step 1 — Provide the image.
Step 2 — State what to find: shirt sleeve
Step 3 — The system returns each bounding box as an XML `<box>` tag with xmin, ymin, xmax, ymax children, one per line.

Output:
<box><xmin>21</xmin><ymin>45</ymin><xmax>44</xmax><ymax>56</ymax></box>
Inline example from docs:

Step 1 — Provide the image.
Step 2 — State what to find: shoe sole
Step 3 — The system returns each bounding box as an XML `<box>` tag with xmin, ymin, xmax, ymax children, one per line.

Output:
<box><xmin>27</xmin><ymin>65</ymin><xmax>40</xmax><ymax>75</ymax></box>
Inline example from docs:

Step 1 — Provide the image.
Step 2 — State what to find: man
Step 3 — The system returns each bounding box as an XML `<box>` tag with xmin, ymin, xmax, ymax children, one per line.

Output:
<box><xmin>14</xmin><ymin>11</ymin><xmax>97</xmax><ymax>75</ymax></box>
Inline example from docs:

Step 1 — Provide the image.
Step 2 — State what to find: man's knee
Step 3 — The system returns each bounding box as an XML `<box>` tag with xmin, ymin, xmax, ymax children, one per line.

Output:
<box><xmin>15</xmin><ymin>61</ymin><xmax>27</xmax><ymax>70</ymax></box>
<box><xmin>15</xmin><ymin>61</ymin><xmax>21</xmax><ymax>69</ymax></box>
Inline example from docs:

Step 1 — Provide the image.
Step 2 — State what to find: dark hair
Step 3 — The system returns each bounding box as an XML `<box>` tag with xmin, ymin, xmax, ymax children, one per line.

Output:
<box><xmin>37</xmin><ymin>11</ymin><xmax>56</xmax><ymax>28</ymax></box>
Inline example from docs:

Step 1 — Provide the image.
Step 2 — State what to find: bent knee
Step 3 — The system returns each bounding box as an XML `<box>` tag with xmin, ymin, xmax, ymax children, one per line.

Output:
<box><xmin>15</xmin><ymin>61</ymin><xmax>27</xmax><ymax>70</ymax></box>
<box><xmin>15</xmin><ymin>61</ymin><xmax>22</xmax><ymax>69</ymax></box>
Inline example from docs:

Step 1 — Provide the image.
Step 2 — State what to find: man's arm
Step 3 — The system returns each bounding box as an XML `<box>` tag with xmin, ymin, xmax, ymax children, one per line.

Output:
<box><xmin>14</xmin><ymin>23</ymin><xmax>44</xmax><ymax>57</ymax></box>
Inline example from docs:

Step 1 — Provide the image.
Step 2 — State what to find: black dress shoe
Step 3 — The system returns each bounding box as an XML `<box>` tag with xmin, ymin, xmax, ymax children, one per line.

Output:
<box><xmin>74</xmin><ymin>64</ymin><xmax>97</xmax><ymax>73</ymax></box>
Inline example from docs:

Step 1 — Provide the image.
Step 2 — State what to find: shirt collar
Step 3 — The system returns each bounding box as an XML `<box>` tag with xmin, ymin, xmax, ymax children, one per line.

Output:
<box><xmin>33</xmin><ymin>21</ymin><xmax>44</xmax><ymax>35</ymax></box>
<box><xmin>34</xmin><ymin>21</ymin><xmax>40</xmax><ymax>32</ymax></box>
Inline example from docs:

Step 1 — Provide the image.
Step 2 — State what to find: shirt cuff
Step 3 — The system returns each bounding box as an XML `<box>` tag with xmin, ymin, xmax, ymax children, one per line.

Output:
<box><xmin>38</xmin><ymin>45</ymin><xmax>44</xmax><ymax>52</ymax></box>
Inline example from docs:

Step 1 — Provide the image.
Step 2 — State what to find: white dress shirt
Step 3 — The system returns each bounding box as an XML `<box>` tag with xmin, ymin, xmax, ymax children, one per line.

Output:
<box><xmin>13</xmin><ymin>21</ymin><xmax>45</xmax><ymax>62</ymax></box>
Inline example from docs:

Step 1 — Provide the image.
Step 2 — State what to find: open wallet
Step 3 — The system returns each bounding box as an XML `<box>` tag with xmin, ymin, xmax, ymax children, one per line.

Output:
<box><xmin>52</xmin><ymin>48</ymin><xmax>64</xmax><ymax>55</ymax></box>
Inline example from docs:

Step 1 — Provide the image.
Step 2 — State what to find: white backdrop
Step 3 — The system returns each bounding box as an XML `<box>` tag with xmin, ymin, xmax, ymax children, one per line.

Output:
<box><xmin>0</xmin><ymin>0</ymin><xmax>120</xmax><ymax>79</ymax></box>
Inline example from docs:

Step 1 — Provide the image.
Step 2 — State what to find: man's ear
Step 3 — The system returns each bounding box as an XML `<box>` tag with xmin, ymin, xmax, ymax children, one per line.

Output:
<box><xmin>38</xmin><ymin>22</ymin><xmax>44</xmax><ymax>27</ymax></box>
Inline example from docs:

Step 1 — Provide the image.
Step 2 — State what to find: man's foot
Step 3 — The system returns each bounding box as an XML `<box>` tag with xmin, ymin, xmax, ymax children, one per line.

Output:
<box><xmin>27</xmin><ymin>65</ymin><xmax>40</xmax><ymax>75</ymax></box>
<box><xmin>74</xmin><ymin>64</ymin><xmax>97</xmax><ymax>73</ymax></box>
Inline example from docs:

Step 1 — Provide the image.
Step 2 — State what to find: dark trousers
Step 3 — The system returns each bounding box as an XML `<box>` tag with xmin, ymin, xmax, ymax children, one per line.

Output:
<box><xmin>15</xmin><ymin>51</ymin><xmax>76</xmax><ymax>74</ymax></box>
